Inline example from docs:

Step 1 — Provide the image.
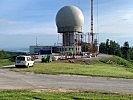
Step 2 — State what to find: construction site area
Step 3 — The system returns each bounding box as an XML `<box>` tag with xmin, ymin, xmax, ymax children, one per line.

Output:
<box><xmin>29</xmin><ymin>0</ymin><xmax>100</xmax><ymax>63</ymax></box>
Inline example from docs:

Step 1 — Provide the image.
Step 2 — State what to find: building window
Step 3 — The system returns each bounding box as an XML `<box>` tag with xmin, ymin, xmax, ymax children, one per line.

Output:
<box><xmin>27</xmin><ymin>57</ymin><xmax>31</xmax><ymax>61</ymax></box>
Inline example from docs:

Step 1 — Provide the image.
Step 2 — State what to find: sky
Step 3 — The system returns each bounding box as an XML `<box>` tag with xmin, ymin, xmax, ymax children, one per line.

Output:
<box><xmin>0</xmin><ymin>0</ymin><xmax>133</xmax><ymax>50</ymax></box>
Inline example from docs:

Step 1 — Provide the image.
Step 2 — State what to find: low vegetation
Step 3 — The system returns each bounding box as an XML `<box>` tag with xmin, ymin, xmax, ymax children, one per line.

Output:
<box><xmin>0</xmin><ymin>50</ymin><xmax>24</xmax><ymax>59</ymax></box>
<box><xmin>100</xmin><ymin>56</ymin><xmax>133</xmax><ymax>68</ymax></box>
<box><xmin>11</xmin><ymin>56</ymin><xmax>133</xmax><ymax>79</ymax></box>
<box><xmin>0</xmin><ymin>59</ymin><xmax>14</xmax><ymax>66</ymax></box>
<box><xmin>0</xmin><ymin>90</ymin><xmax>133</xmax><ymax>100</ymax></box>
<box><xmin>0</xmin><ymin>50</ymin><xmax>26</xmax><ymax>66</ymax></box>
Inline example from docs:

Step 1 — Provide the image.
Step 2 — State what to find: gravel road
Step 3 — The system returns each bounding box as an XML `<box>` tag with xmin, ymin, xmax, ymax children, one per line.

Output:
<box><xmin>0</xmin><ymin>65</ymin><xmax>133</xmax><ymax>93</ymax></box>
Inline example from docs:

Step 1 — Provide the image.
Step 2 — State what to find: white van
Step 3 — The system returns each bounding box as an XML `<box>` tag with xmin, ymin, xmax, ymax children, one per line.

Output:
<box><xmin>15</xmin><ymin>56</ymin><xmax>34</xmax><ymax>68</ymax></box>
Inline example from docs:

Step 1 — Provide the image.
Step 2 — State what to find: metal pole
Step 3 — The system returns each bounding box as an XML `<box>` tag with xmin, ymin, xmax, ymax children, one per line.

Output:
<box><xmin>90</xmin><ymin>0</ymin><xmax>94</xmax><ymax>53</ymax></box>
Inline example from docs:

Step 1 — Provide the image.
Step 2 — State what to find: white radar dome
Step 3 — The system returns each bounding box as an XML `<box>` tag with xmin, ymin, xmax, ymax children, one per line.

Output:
<box><xmin>56</xmin><ymin>5</ymin><xmax>84</xmax><ymax>33</ymax></box>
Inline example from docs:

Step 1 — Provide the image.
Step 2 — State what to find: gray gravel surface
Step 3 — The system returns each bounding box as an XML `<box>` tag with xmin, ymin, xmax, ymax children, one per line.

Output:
<box><xmin>0</xmin><ymin>65</ymin><xmax>133</xmax><ymax>93</ymax></box>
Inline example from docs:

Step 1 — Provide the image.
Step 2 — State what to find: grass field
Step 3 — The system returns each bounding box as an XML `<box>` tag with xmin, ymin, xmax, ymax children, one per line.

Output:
<box><xmin>0</xmin><ymin>59</ymin><xmax>14</xmax><ymax>66</ymax></box>
<box><xmin>11</xmin><ymin>61</ymin><xmax>133</xmax><ymax>79</ymax></box>
<box><xmin>0</xmin><ymin>90</ymin><xmax>133</xmax><ymax>100</ymax></box>
<box><xmin>11</xmin><ymin>56</ymin><xmax>133</xmax><ymax>78</ymax></box>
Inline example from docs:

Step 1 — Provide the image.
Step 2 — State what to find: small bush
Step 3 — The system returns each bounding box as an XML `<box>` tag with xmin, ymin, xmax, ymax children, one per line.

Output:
<box><xmin>9</xmin><ymin>56</ymin><xmax>16</xmax><ymax>62</ymax></box>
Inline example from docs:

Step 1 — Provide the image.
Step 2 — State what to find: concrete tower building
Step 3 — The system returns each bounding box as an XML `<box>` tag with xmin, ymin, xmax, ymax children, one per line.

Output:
<box><xmin>56</xmin><ymin>5</ymin><xmax>84</xmax><ymax>55</ymax></box>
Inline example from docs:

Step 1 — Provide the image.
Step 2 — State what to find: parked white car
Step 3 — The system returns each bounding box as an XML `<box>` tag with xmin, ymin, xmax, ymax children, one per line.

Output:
<box><xmin>15</xmin><ymin>56</ymin><xmax>34</xmax><ymax>68</ymax></box>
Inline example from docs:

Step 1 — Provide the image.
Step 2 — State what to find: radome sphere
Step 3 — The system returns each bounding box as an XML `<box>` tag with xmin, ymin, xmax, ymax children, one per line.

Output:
<box><xmin>56</xmin><ymin>5</ymin><xmax>84</xmax><ymax>33</ymax></box>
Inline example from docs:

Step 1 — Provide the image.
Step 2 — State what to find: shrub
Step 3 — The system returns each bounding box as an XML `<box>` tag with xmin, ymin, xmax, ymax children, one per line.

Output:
<box><xmin>9</xmin><ymin>56</ymin><xmax>17</xmax><ymax>62</ymax></box>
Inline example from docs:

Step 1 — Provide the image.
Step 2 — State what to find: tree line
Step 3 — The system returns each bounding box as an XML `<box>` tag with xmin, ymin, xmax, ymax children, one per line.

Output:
<box><xmin>99</xmin><ymin>39</ymin><xmax>133</xmax><ymax>60</ymax></box>
<box><xmin>0</xmin><ymin>50</ymin><xmax>26</xmax><ymax>61</ymax></box>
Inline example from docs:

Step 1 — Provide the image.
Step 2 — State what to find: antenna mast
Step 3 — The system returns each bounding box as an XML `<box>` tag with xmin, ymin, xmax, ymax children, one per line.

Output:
<box><xmin>36</xmin><ymin>36</ymin><xmax>38</xmax><ymax>46</ymax></box>
<box><xmin>90</xmin><ymin>0</ymin><xmax>94</xmax><ymax>53</ymax></box>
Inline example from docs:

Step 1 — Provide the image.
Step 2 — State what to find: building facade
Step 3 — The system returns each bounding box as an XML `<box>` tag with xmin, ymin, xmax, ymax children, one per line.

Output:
<box><xmin>29</xmin><ymin>45</ymin><xmax>81</xmax><ymax>55</ymax></box>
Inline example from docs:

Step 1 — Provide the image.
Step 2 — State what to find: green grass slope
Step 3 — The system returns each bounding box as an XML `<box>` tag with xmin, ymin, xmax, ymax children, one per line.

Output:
<box><xmin>11</xmin><ymin>56</ymin><xmax>133</xmax><ymax>79</ymax></box>
<box><xmin>0</xmin><ymin>90</ymin><xmax>133</xmax><ymax>100</ymax></box>
<box><xmin>0</xmin><ymin>59</ymin><xmax>14</xmax><ymax>66</ymax></box>
<box><xmin>100</xmin><ymin>56</ymin><xmax>133</xmax><ymax>68</ymax></box>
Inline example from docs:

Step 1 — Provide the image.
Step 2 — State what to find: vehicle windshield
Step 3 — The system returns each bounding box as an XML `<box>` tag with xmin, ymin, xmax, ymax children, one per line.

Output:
<box><xmin>16</xmin><ymin>57</ymin><xmax>25</xmax><ymax>61</ymax></box>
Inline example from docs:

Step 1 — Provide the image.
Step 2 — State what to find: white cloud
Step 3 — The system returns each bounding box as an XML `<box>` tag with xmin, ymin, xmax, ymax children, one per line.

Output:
<box><xmin>121</xmin><ymin>13</ymin><xmax>133</xmax><ymax>23</ymax></box>
<box><xmin>95</xmin><ymin>7</ymin><xmax>133</xmax><ymax>35</ymax></box>
<box><xmin>11</xmin><ymin>25</ymin><xmax>57</xmax><ymax>35</ymax></box>
<box><xmin>0</xmin><ymin>19</ymin><xmax>18</xmax><ymax>25</ymax></box>
<box><xmin>0</xmin><ymin>18</ymin><xmax>57</xmax><ymax>35</ymax></box>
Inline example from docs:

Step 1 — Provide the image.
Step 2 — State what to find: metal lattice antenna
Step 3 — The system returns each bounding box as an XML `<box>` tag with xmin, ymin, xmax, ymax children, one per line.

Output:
<box><xmin>90</xmin><ymin>0</ymin><xmax>94</xmax><ymax>53</ymax></box>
